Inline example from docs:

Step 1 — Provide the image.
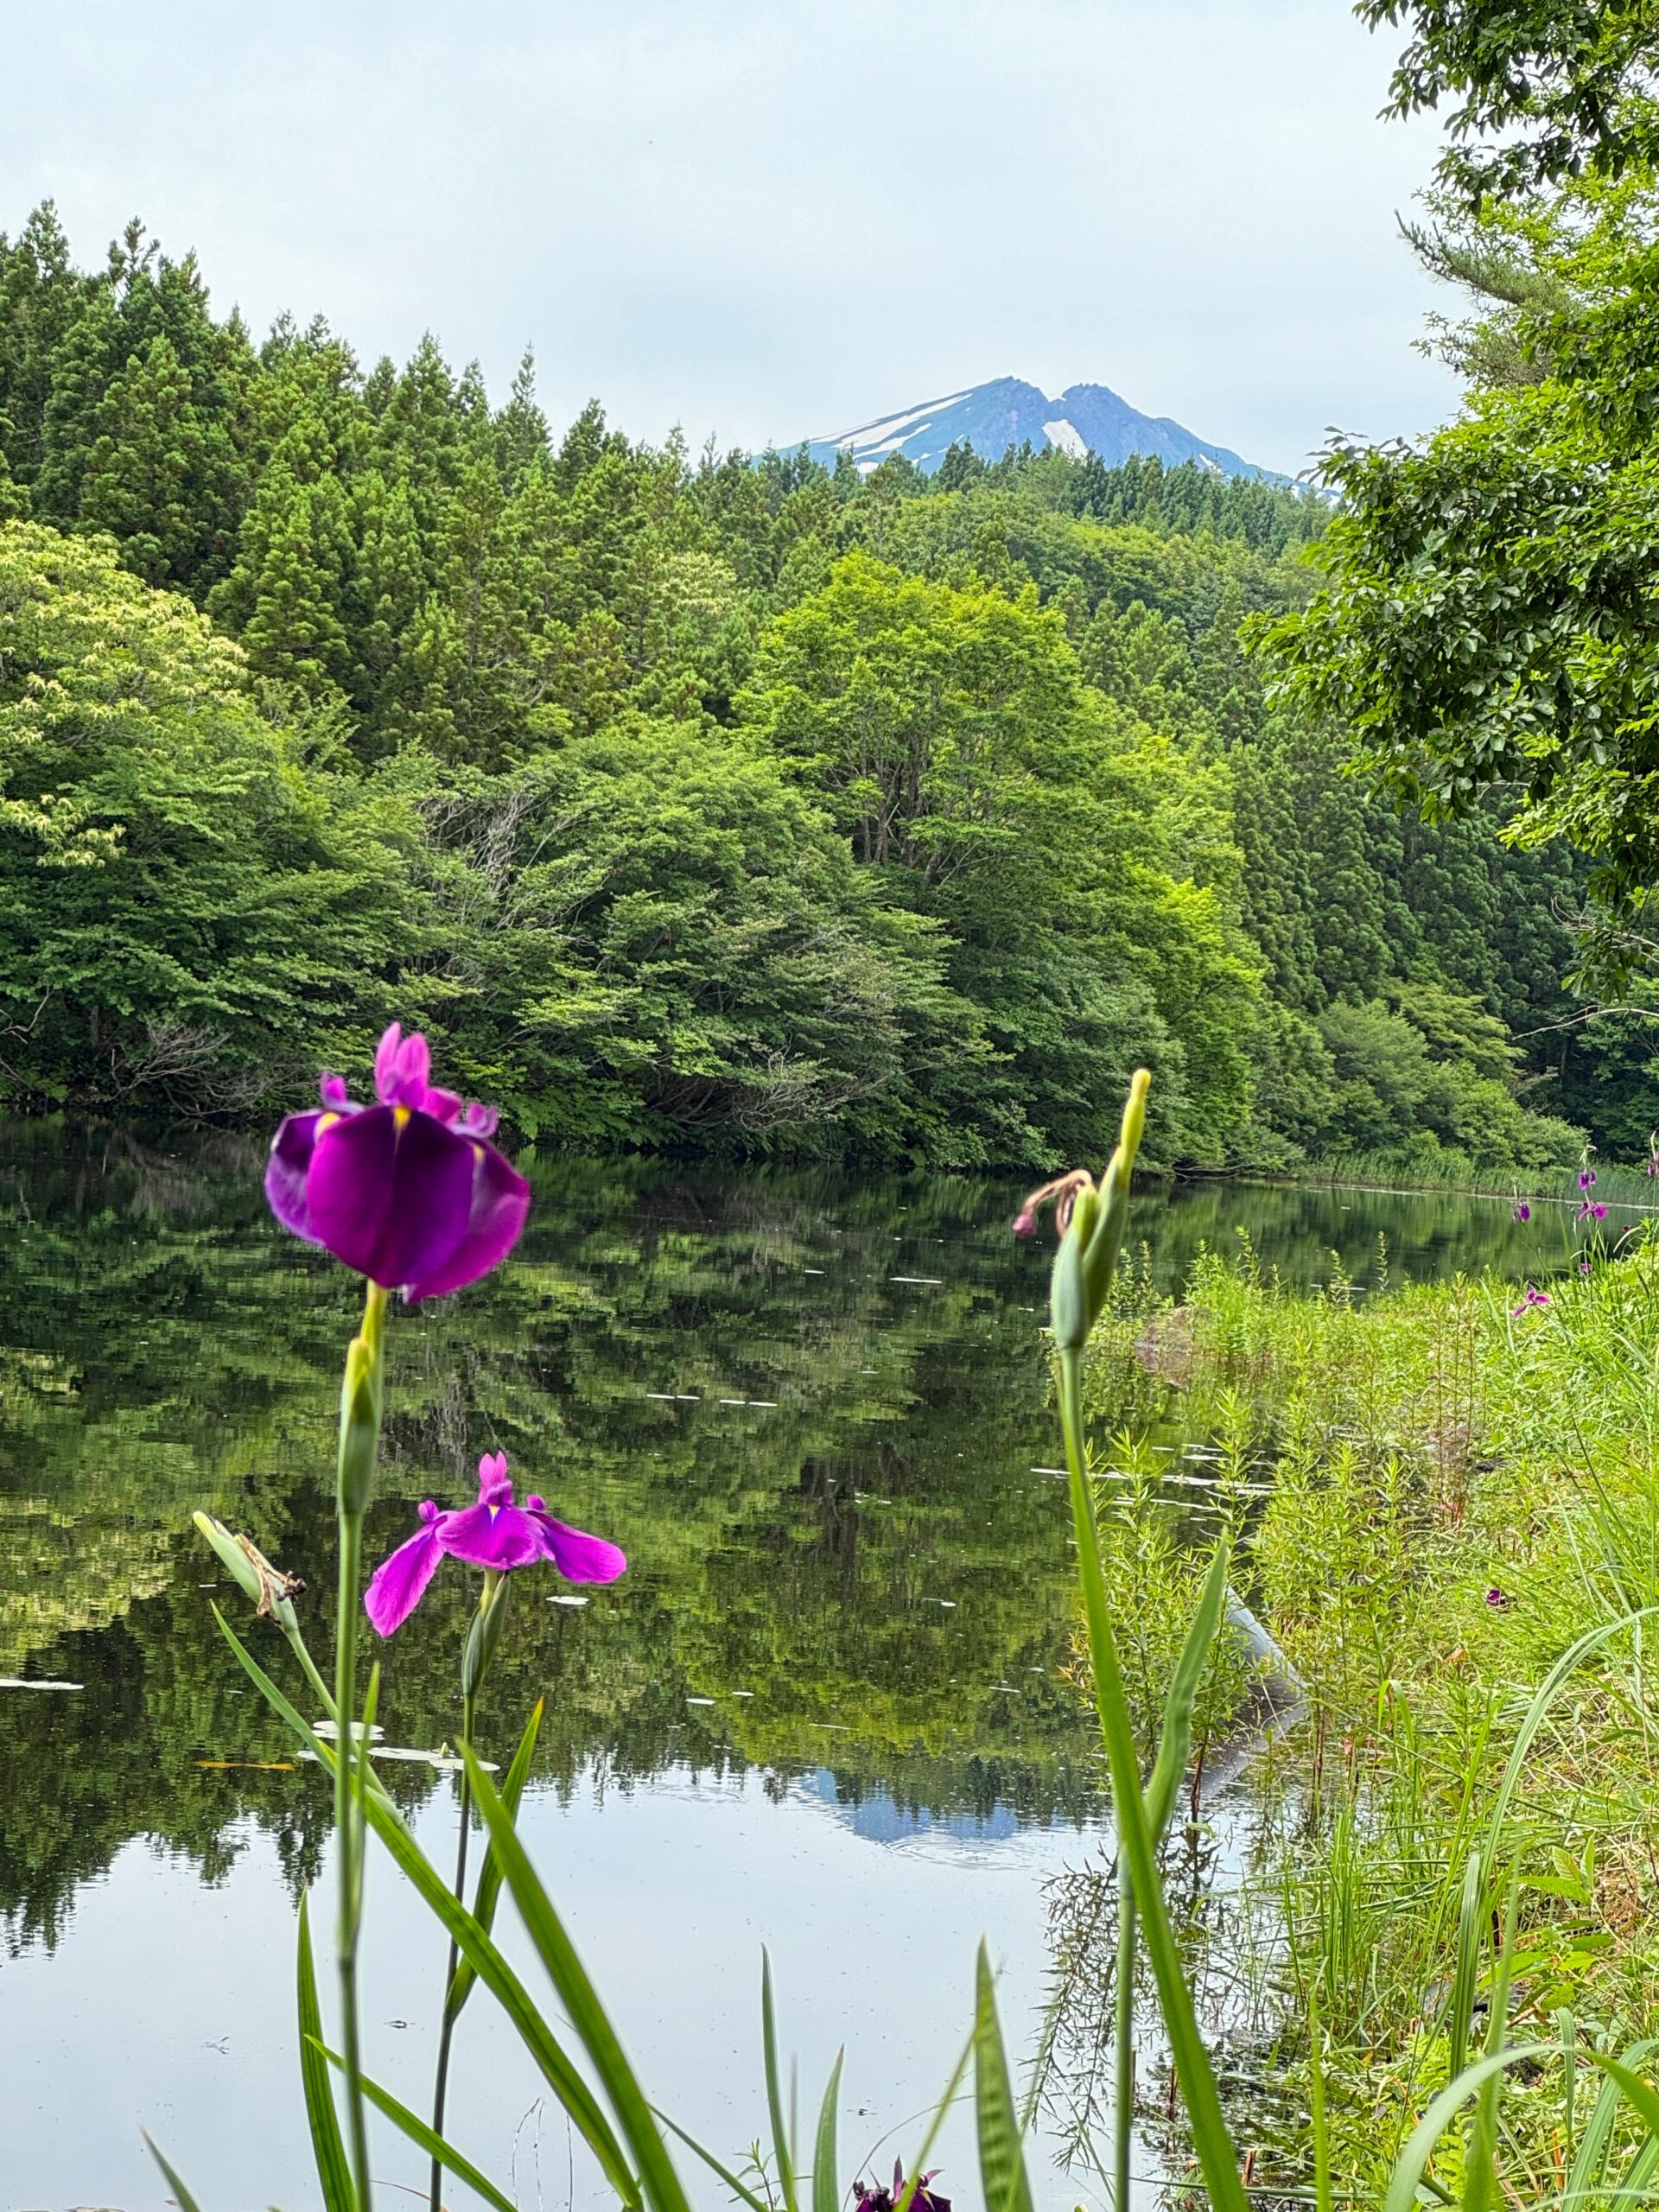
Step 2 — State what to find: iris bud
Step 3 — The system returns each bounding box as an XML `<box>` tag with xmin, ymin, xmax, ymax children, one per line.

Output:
<box><xmin>192</xmin><ymin>1511</ymin><xmax>306</xmax><ymax>1635</ymax></box>
<box><xmin>461</xmin><ymin>1571</ymin><xmax>512</xmax><ymax>1699</ymax></box>
<box><xmin>194</xmin><ymin>1510</ymin><xmax>265</xmax><ymax>1608</ymax></box>
<box><xmin>337</xmin><ymin>1334</ymin><xmax>382</xmax><ymax>1518</ymax></box>
<box><xmin>1051</xmin><ymin>1195</ymin><xmax>1096</xmax><ymax>1351</ymax></box>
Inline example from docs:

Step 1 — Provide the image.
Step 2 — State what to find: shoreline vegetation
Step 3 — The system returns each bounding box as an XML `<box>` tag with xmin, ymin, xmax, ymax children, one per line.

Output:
<box><xmin>1228</xmin><ymin>1153</ymin><xmax>1659</xmax><ymax>1209</ymax></box>
<box><xmin>1077</xmin><ymin>1211</ymin><xmax>1659</xmax><ymax>2201</ymax></box>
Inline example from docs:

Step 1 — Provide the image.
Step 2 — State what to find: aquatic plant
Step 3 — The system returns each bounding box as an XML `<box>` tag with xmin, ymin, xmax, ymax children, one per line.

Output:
<box><xmin>165</xmin><ymin>1023</ymin><xmax>1053</xmax><ymax>2212</ymax></box>
<box><xmin>361</xmin><ymin>1448</ymin><xmax>625</xmax><ymax>2203</ymax></box>
<box><xmin>157</xmin><ymin>1049</ymin><xmax>1659</xmax><ymax>2210</ymax></box>
<box><xmin>364</xmin><ymin>1451</ymin><xmax>625</xmax><ymax>1637</ymax></box>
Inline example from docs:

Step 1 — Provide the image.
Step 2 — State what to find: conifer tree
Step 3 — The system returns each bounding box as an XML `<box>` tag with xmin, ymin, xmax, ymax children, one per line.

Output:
<box><xmin>0</xmin><ymin>204</ymin><xmax>85</xmax><ymax>488</ymax></box>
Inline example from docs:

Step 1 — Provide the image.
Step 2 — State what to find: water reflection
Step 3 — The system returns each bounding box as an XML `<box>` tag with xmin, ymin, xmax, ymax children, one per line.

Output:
<box><xmin>0</xmin><ymin>1125</ymin><xmax>1613</xmax><ymax>2202</ymax></box>
<box><xmin>0</xmin><ymin>1128</ymin><xmax>1614</xmax><ymax>1946</ymax></box>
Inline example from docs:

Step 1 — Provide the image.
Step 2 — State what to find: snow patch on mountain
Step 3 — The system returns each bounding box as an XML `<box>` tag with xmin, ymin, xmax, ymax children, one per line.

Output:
<box><xmin>794</xmin><ymin>374</ymin><xmax>1284</xmax><ymax>485</ymax></box>
<box><xmin>1042</xmin><ymin>418</ymin><xmax>1088</xmax><ymax>461</ymax></box>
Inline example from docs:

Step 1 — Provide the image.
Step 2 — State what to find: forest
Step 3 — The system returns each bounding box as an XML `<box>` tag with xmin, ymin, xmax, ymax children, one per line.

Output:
<box><xmin>0</xmin><ymin>204</ymin><xmax>1629</xmax><ymax>1172</ymax></box>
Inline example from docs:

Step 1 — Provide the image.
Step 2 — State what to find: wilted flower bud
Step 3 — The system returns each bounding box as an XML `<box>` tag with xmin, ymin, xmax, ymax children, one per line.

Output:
<box><xmin>192</xmin><ymin>1512</ymin><xmax>306</xmax><ymax>1630</ymax></box>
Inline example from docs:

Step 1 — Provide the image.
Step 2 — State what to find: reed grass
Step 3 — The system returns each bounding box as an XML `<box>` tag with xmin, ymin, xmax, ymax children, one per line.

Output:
<box><xmin>1275</xmin><ymin>1148</ymin><xmax>1659</xmax><ymax>1209</ymax></box>
<box><xmin>1079</xmin><ymin>1231</ymin><xmax>1659</xmax><ymax>2198</ymax></box>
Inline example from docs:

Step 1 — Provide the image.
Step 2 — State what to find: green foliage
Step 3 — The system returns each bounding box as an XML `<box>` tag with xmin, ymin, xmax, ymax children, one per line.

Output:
<box><xmin>1074</xmin><ymin>1443</ymin><xmax>1262</xmax><ymax>1770</ymax></box>
<box><xmin>0</xmin><ymin>522</ymin><xmax>417</xmax><ymax>1111</ymax></box>
<box><xmin>742</xmin><ymin>553</ymin><xmax>1261</xmax><ymax>1163</ymax></box>
<box><xmin>410</xmin><ymin>722</ymin><xmax>981</xmax><ymax>1157</ymax></box>
<box><xmin>0</xmin><ymin>204</ymin><xmax>1618</xmax><ymax>1167</ymax></box>
<box><xmin>1095</xmin><ymin>1234</ymin><xmax>1659</xmax><ymax>2198</ymax></box>
<box><xmin>1358</xmin><ymin>0</ymin><xmax>1659</xmax><ymax>204</ymax></box>
<box><xmin>1252</xmin><ymin>154</ymin><xmax>1659</xmax><ymax>1036</ymax></box>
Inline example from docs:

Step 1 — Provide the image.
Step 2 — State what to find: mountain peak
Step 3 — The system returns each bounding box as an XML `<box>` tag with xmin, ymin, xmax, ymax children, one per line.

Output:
<box><xmin>797</xmin><ymin>376</ymin><xmax>1281</xmax><ymax>484</ymax></box>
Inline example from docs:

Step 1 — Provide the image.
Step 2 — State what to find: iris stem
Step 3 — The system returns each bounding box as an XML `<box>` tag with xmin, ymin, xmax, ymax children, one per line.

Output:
<box><xmin>1058</xmin><ymin>1338</ymin><xmax>1250</xmax><ymax>2212</ymax></box>
<box><xmin>1059</xmin><ymin>1345</ymin><xmax>1137</xmax><ymax>2209</ymax></box>
<box><xmin>429</xmin><ymin>1675</ymin><xmax>478</xmax><ymax>2212</ymax></box>
<box><xmin>1114</xmin><ymin>1873</ymin><xmax>1136</xmax><ymax>2211</ymax></box>
<box><xmin>335</xmin><ymin>1278</ymin><xmax>386</xmax><ymax>2212</ymax></box>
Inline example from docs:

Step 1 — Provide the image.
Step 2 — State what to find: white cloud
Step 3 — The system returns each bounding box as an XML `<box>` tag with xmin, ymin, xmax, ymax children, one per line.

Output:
<box><xmin>4</xmin><ymin>0</ymin><xmax>1461</xmax><ymax>478</ymax></box>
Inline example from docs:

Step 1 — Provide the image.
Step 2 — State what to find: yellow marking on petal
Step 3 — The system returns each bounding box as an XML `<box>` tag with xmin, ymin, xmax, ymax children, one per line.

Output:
<box><xmin>317</xmin><ymin>1112</ymin><xmax>340</xmax><ymax>1135</ymax></box>
<box><xmin>394</xmin><ymin>1106</ymin><xmax>410</xmax><ymax>1131</ymax></box>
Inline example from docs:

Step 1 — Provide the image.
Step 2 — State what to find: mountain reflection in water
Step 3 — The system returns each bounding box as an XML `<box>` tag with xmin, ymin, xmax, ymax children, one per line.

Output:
<box><xmin>0</xmin><ymin>1122</ymin><xmax>1573</xmax><ymax>2205</ymax></box>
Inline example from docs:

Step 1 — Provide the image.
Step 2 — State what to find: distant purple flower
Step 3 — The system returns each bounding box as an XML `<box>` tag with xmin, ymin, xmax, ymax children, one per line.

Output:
<box><xmin>1512</xmin><ymin>1202</ymin><xmax>1531</xmax><ymax>1223</ymax></box>
<box><xmin>1511</xmin><ymin>1287</ymin><xmax>1551</xmax><ymax>1317</ymax></box>
<box><xmin>1010</xmin><ymin>1168</ymin><xmax>1094</xmax><ymax>1242</ymax></box>
<box><xmin>364</xmin><ymin>1452</ymin><xmax>626</xmax><ymax>1636</ymax></box>
<box><xmin>1580</xmin><ymin>1167</ymin><xmax>1598</xmax><ymax>1191</ymax></box>
<box><xmin>1580</xmin><ymin>1257</ymin><xmax>1595</xmax><ymax>1276</ymax></box>
<box><xmin>1484</xmin><ymin>1586</ymin><xmax>1513</xmax><ymax>1611</ymax></box>
<box><xmin>266</xmin><ymin>1024</ymin><xmax>530</xmax><ymax>1301</ymax></box>
<box><xmin>855</xmin><ymin>2163</ymin><xmax>950</xmax><ymax>2212</ymax></box>
<box><xmin>1579</xmin><ymin>1202</ymin><xmax>1610</xmax><ymax>1223</ymax></box>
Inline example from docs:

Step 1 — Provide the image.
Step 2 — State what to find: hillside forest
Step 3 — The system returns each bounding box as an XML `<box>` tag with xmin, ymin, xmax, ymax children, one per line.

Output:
<box><xmin>0</xmin><ymin>205</ymin><xmax>1634</xmax><ymax>1172</ymax></box>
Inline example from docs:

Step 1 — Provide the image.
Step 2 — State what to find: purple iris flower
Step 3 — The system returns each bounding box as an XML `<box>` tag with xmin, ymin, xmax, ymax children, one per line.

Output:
<box><xmin>364</xmin><ymin>1452</ymin><xmax>626</xmax><ymax>1636</ymax></box>
<box><xmin>1510</xmin><ymin>1286</ymin><xmax>1551</xmax><ymax>1317</ymax></box>
<box><xmin>266</xmin><ymin>1025</ymin><xmax>530</xmax><ymax>1300</ymax></box>
<box><xmin>1512</xmin><ymin>1202</ymin><xmax>1531</xmax><ymax>1223</ymax></box>
<box><xmin>1580</xmin><ymin>1167</ymin><xmax>1598</xmax><ymax>1191</ymax></box>
<box><xmin>855</xmin><ymin>2164</ymin><xmax>950</xmax><ymax>2212</ymax></box>
<box><xmin>1580</xmin><ymin>1202</ymin><xmax>1610</xmax><ymax>1222</ymax></box>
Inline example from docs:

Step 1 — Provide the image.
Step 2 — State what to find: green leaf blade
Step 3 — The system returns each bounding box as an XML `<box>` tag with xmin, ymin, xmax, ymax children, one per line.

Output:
<box><xmin>298</xmin><ymin>1893</ymin><xmax>356</xmax><ymax>2212</ymax></box>
<box><xmin>812</xmin><ymin>2050</ymin><xmax>843</xmax><ymax>2212</ymax></box>
<box><xmin>447</xmin><ymin>1695</ymin><xmax>544</xmax><ymax>2025</ymax></box>
<box><xmin>464</xmin><ymin>1745</ymin><xmax>691</xmax><ymax>2212</ymax></box>
<box><xmin>315</xmin><ymin>2037</ymin><xmax>518</xmax><ymax>2212</ymax></box>
<box><xmin>973</xmin><ymin>1944</ymin><xmax>1034</xmax><ymax>2212</ymax></box>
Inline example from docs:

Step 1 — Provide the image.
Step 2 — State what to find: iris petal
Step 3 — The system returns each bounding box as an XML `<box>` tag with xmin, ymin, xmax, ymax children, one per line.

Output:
<box><xmin>364</xmin><ymin>1510</ymin><xmax>447</xmax><ymax>1636</ymax></box>
<box><xmin>373</xmin><ymin>1023</ymin><xmax>405</xmax><ymax>1103</ymax></box>
<box><xmin>306</xmin><ymin>1105</ymin><xmax>476</xmax><ymax>1292</ymax></box>
<box><xmin>268</xmin><ymin>1032</ymin><xmax>521</xmax><ymax>1300</ymax></box>
<box><xmin>265</xmin><ymin>1110</ymin><xmax>324</xmax><ymax>1243</ymax></box>
<box><xmin>374</xmin><ymin>1024</ymin><xmax>434</xmax><ymax>1109</ymax></box>
<box><xmin>526</xmin><ymin>1501</ymin><xmax>627</xmax><ymax>1584</ymax></box>
<box><xmin>442</xmin><ymin>1499</ymin><xmax>545</xmax><ymax>1572</ymax></box>
<box><xmin>404</xmin><ymin>1137</ymin><xmax>531</xmax><ymax>1303</ymax></box>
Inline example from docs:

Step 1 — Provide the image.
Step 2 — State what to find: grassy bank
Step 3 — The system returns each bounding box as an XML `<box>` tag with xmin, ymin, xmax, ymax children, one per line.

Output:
<box><xmin>1078</xmin><ymin>1230</ymin><xmax>1659</xmax><ymax>2198</ymax></box>
<box><xmin>1266</xmin><ymin>1147</ymin><xmax>1659</xmax><ymax>1209</ymax></box>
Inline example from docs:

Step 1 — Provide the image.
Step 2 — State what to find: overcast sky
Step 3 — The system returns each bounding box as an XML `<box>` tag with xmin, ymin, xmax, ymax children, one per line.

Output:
<box><xmin>9</xmin><ymin>1</ymin><xmax>1461</xmax><ymax>479</ymax></box>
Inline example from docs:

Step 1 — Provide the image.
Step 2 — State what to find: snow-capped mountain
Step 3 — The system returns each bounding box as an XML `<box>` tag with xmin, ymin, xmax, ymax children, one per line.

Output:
<box><xmin>797</xmin><ymin>374</ymin><xmax>1281</xmax><ymax>482</ymax></box>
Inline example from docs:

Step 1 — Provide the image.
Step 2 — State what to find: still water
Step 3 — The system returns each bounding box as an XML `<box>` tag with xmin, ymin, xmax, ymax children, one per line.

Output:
<box><xmin>0</xmin><ymin>1127</ymin><xmax>1618</xmax><ymax>2211</ymax></box>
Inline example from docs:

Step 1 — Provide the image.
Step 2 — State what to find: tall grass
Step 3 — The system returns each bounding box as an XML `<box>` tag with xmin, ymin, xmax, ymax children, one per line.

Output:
<box><xmin>1279</xmin><ymin>1147</ymin><xmax>1659</xmax><ymax>1209</ymax></box>
<box><xmin>1077</xmin><ymin>1231</ymin><xmax>1659</xmax><ymax>2197</ymax></box>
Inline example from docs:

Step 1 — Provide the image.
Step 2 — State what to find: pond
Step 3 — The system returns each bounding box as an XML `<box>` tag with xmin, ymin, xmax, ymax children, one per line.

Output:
<box><xmin>0</xmin><ymin>1127</ymin><xmax>1627</xmax><ymax>2210</ymax></box>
